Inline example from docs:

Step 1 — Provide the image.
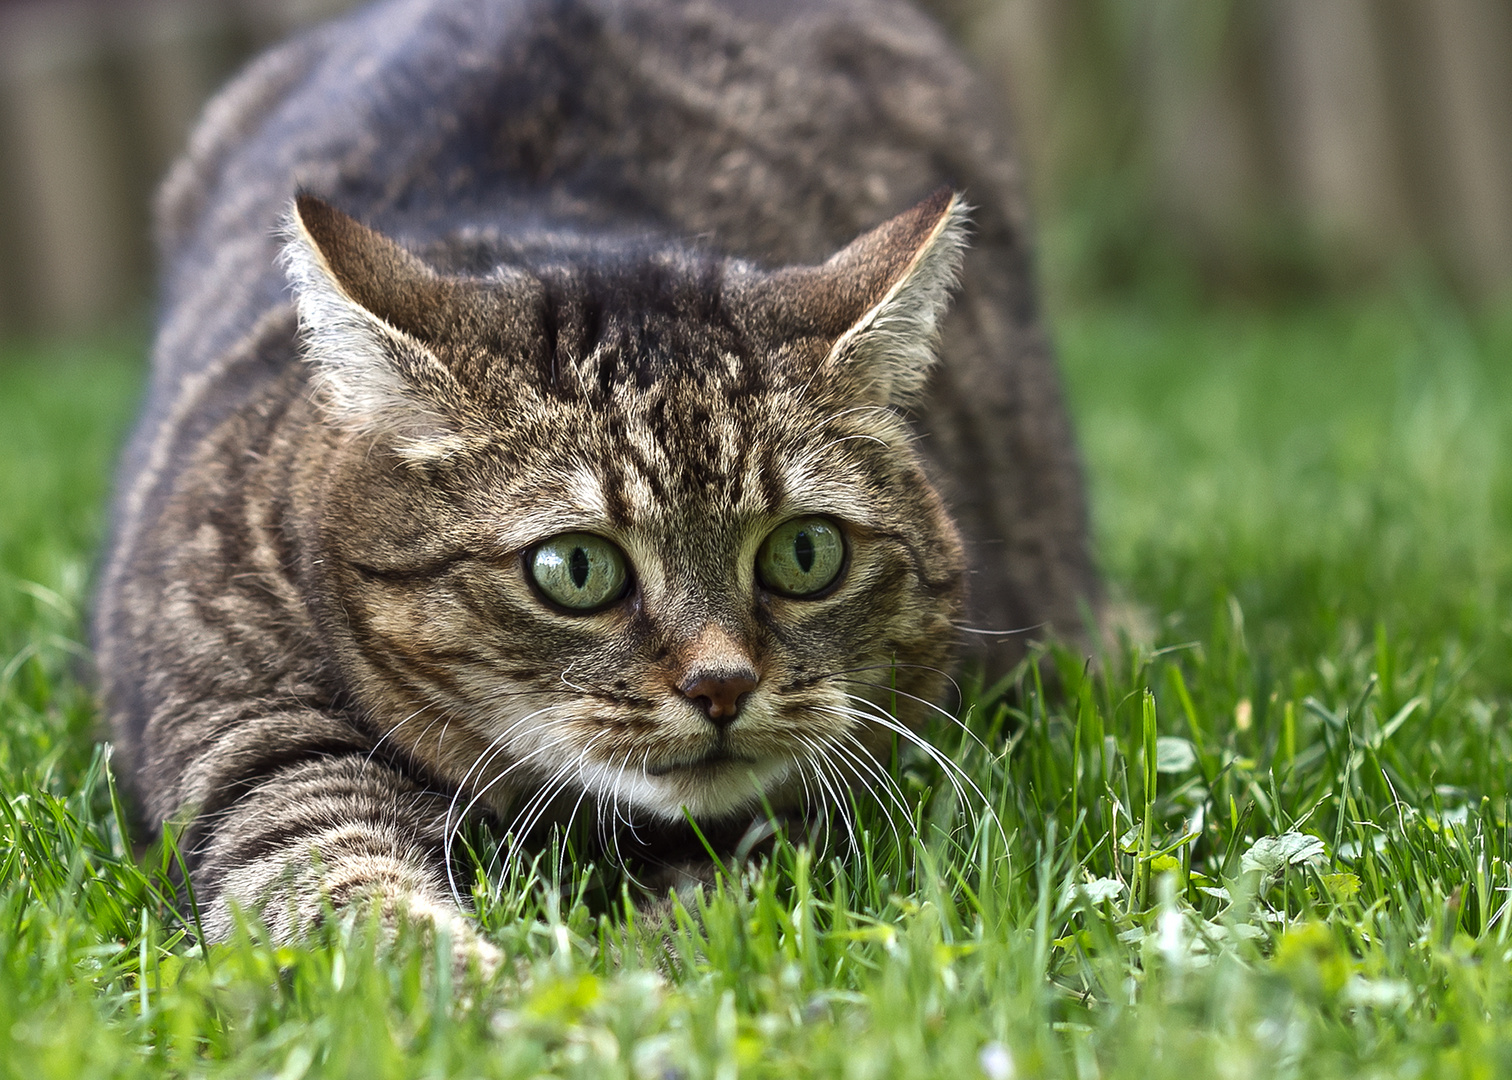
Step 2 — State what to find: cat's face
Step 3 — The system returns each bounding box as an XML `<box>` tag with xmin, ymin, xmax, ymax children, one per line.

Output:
<box><xmin>287</xmin><ymin>192</ymin><xmax>967</xmax><ymax>824</ymax></box>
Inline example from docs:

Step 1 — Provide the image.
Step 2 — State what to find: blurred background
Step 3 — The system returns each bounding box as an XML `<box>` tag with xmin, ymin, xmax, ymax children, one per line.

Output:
<box><xmin>0</xmin><ymin>0</ymin><xmax>353</xmax><ymax>336</ymax></box>
<box><xmin>0</xmin><ymin>0</ymin><xmax>1508</xmax><ymax>336</ymax></box>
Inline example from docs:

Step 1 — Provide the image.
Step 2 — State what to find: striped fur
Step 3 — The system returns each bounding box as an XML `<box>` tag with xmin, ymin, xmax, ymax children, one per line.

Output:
<box><xmin>94</xmin><ymin>0</ymin><xmax>1100</xmax><ymax>961</ymax></box>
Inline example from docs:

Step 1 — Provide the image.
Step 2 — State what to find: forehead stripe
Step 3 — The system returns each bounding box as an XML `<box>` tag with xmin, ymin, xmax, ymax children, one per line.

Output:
<box><xmin>566</xmin><ymin>467</ymin><xmax>610</xmax><ymax>517</ymax></box>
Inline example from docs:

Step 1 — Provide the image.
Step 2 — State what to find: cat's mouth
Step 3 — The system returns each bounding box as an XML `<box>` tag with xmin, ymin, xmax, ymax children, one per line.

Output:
<box><xmin>645</xmin><ymin>749</ymin><xmax>758</xmax><ymax>778</ymax></box>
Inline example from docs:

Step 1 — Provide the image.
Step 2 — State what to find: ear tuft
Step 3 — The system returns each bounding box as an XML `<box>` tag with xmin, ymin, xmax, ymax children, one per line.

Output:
<box><xmin>281</xmin><ymin>196</ymin><xmax>467</xmax><ymax>465</ymax></box>
<box><xmin>823</xmin><ymin>189</ymin><xmax>970</xmax><ymax>406</ymax></box>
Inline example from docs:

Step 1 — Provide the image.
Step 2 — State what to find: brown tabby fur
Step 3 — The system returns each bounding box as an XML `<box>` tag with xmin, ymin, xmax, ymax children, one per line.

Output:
<box><xmin>93</xmin><ymin>0</ymin><xmax>1100</xmax><ymax>965</ymax></box>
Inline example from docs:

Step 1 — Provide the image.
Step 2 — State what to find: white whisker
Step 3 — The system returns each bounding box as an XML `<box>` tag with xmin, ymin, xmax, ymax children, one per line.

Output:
<box><xmin>820</xmin><ymin>696</ymin><xmax>986</xmax><ymax>828</ymax></box>
<box><xmin>443</xmin><ymin>704</ymin><xmax>576</xmax><ymax>907</ymax></box>
<box><xmin>494</xmin><ymin>731</ymin><xmax>607</xmax><ymax>856</ymax></box>
<box><xmin>798</xmin><ymin>734</ymin><xmax>860</xmax><ymax>864</ymax></box>
<box><xmin>953</xmin><ymin>622</ymin><xmax>1045</xmax><ymax>637</ymax></box>
<box><xmin>826</xmin><ymin>735</ymin><xmax>909</xmax><ymax>854</ymax></box>
<box><xmin>365</xmin><ymin>701</ymin><xmax>439</xmax><ymax>764</ymax></box>
<box><xmin>491</xmin><ymin>728</ymin><xmax>616</xmax><ymax>884</ymax></box>
<box><xmin>816</xmin><ymin>660</ymin><xmax>965</xmax><ymax>704</ymax></box>
<box><xmin>547</xmin><ymin>734</ymin><xmax>612</xmax><ymax>882</ymax></box>
<box><xmin>832</xmin><ymin>677</ymin><xmax>990</xmax><ymax>755</ymax></box>
<box><xmin>838</xmin><ymin>695</ymin><xmax>1006</xmax><ymax>849</ymax></box>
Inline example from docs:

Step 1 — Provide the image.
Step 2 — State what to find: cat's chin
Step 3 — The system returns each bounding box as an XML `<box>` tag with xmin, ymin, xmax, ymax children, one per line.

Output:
<box><xmin>601</xmin><ymin>754</ymin><xmax>796</xmax><ymax>822</ymax></box>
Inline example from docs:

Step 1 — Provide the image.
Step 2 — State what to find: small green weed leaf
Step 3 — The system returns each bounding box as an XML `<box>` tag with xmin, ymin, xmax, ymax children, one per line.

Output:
<box><xmin>1321</xmin><ymin>873</ymin><xmax>1361</xmax><ymax>900</ymax></box>
<box><xmin>1155</xmin><ymin>736</ymin><xmax>1197</xmax><ymax>774</ymax></box>
<box><xmin>1065</xmin><ymin>876</ymin><xmax>1126</xmax><ymax>905</ymax></box>
<box><xmin>1241</xmin><ymin>833</ymin><xmax>1326</xmax><ymax>877</ymax></box>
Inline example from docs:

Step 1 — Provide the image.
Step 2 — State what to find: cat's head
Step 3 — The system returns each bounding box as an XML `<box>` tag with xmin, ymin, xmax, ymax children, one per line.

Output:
<box><xmin>282</xmin><ymin>191</ymin><xmax>968</xmax><ymax>825</ymax></box>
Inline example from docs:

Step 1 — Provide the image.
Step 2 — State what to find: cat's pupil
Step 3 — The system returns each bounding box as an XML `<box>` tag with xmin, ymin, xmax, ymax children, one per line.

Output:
<box><xmin>570</xmin><ymin>547</ymin><xmax>590</xmax><ymax>588</ymax></box>
<box><xmin>795</xmin><ymin>531</ymin><xmax>815</xmax><ymax>573</ymax></box>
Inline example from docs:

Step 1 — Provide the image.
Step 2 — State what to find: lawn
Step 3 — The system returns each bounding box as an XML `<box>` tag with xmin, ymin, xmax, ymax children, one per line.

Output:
<box><xmin>4</xmin><ymin>289</ymin><xmax>1512</xmax><ymax>1078</ymax></box>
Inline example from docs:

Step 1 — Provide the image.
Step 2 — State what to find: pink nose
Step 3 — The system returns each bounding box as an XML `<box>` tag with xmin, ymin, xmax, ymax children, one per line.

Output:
<box><xmin>678</xmin><ymin>670</ymin><xmax>759</xmax><ymax>725</ymax></box>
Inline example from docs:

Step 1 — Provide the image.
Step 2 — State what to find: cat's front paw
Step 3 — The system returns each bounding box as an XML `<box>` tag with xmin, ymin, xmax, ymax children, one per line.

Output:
<box><xmin>385</xmin><ymin>892</ymin><xmax>504</xmax><ymax>986</ymax></box>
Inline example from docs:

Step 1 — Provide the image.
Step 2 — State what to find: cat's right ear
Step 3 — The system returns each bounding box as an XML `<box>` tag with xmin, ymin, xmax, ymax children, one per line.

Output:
<box><xmin>281</xmin><ymin>195</ymin><xmax>477</xmax><ymax>466</ymax></box>
<box><xmin>757</xmin><ymin>189</ymin><xmax>970</xmax><ymax>408</ymax></box>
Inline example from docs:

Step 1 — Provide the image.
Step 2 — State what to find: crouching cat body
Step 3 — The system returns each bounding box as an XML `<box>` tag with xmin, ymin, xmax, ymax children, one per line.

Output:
<box><xmin>95</xmin><ymin>0</ymin><xmax>1099</xmax><ymax>959</ymax></box>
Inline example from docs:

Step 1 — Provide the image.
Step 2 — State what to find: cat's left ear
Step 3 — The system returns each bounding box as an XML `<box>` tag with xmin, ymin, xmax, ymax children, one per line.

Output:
<box><xmin>767</xmin><ymin>189</ymin><xmax>970</xmax><ymax>407</ymax></box>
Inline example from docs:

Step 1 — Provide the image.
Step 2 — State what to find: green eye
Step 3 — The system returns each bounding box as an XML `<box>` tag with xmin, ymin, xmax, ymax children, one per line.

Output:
<box><xmin>757</xmin><ymin>517</ymin><xmax>846</xmax><ymax>598</ymax></box>
<box><xmin>529</xmin><ymin>533</ymin><xmax>630</xmax><ymax>611</ymax></box>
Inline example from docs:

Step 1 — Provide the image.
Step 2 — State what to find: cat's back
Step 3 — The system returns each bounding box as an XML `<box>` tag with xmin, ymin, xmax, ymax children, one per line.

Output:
<box><xmin>150</xmin><ymin>0</ymin><xmax>1022</xmax><ymax>392</ymax></box>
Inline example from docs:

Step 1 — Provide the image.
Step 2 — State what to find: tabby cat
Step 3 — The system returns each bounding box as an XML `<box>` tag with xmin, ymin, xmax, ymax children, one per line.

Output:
<box><xmin>94</xmin><ymin>0</ymin><xmax>1099</xmax><ymax>967</ymax></box>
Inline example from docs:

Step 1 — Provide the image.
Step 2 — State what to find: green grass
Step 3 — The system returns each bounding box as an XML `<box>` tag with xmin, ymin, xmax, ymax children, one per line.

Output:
<box><xmin>5</xmin><ymin>292</ymin><xmax>1512</xmax><ymax>1078</ymax></box>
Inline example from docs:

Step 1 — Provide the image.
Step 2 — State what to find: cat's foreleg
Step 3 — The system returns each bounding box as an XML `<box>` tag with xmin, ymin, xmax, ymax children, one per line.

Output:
<box><xmin>187</xmin><ymin>754</ymin><xmax>501</xmax><ymax>979</ymax></box>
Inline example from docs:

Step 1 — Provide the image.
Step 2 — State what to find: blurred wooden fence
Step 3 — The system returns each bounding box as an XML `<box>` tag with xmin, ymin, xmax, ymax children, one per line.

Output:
<box><xmin>0</xmin><ymin>0</ymin><xmax>1508</xmax><ymax>336</ymax></box>
<box><xmin>942</xmin><ymin>0</ymin><xmax>1512</xmax><ymax>300</ymax></box>
<box><xmin>0</xmin><ymin>0</ymin><xmax>356</xmax><ymax>336</ymax></box>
